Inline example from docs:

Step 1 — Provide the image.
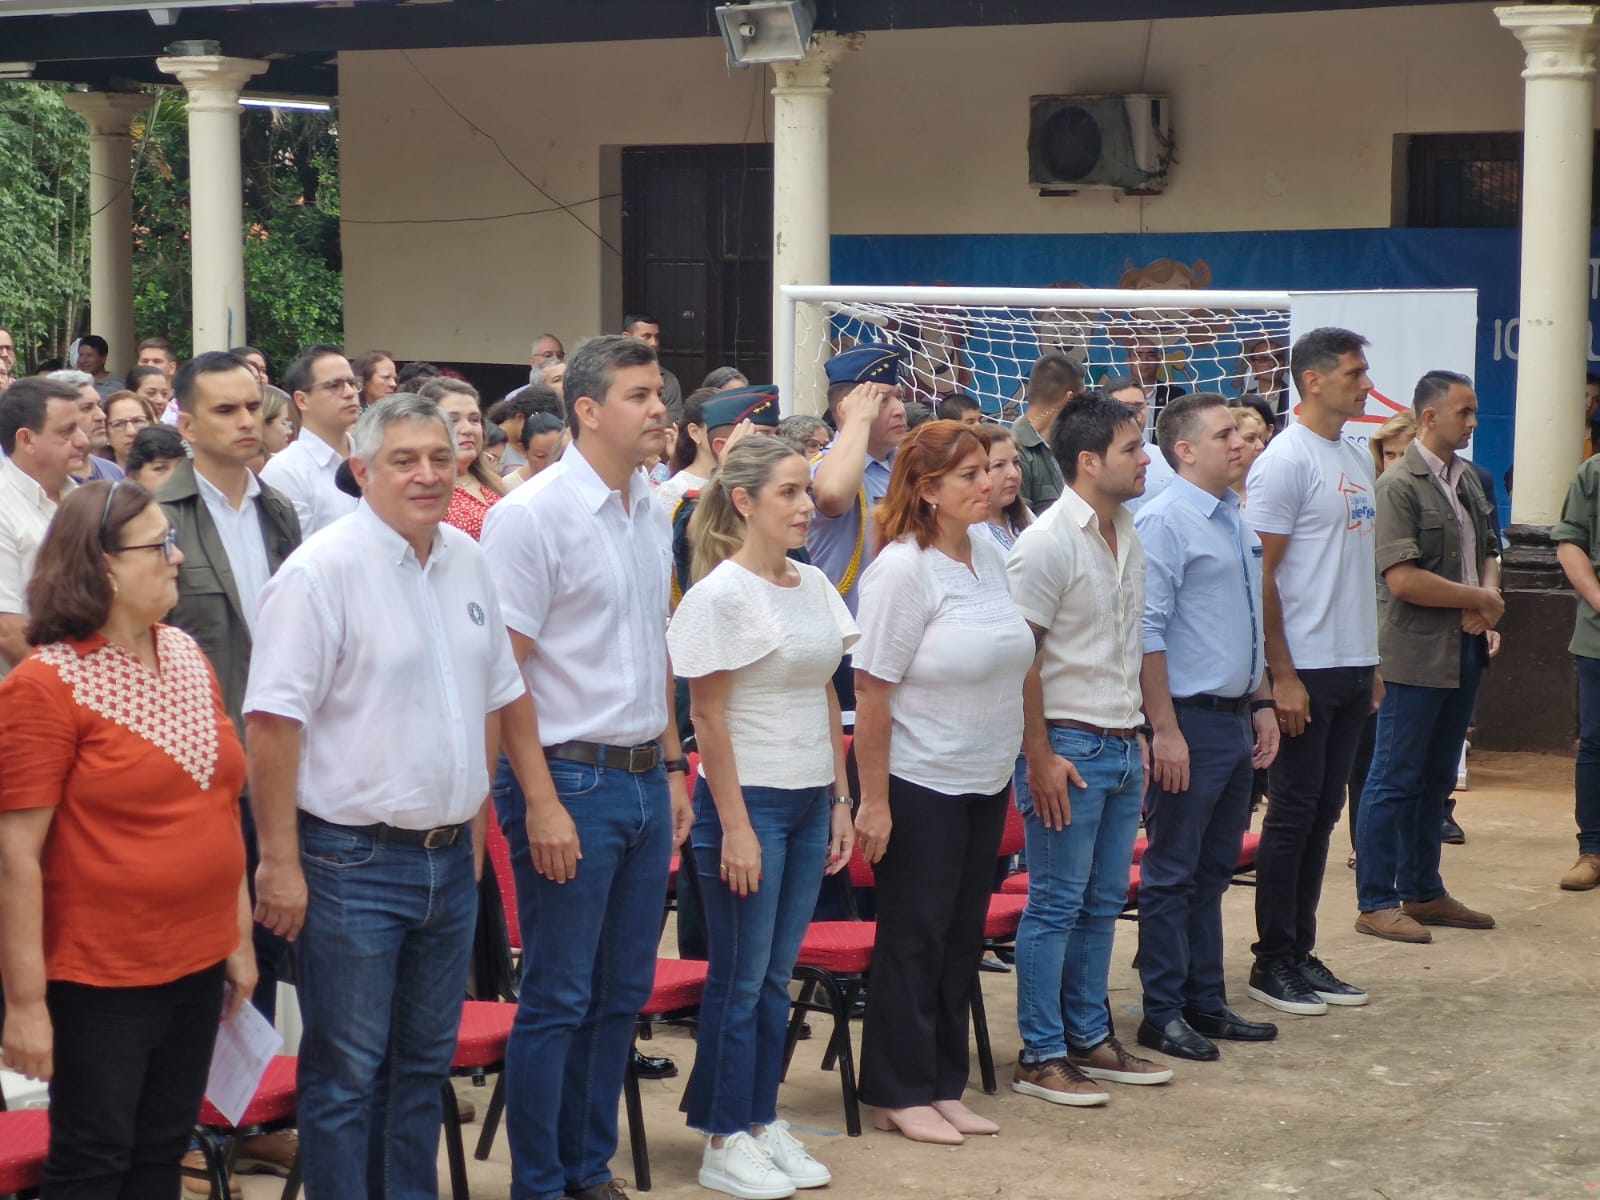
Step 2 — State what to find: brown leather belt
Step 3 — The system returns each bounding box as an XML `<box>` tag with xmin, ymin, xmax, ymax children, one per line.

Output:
<box><xmin>1048</xmin><ymin>719</ymin><xmax>1139</xmax><ymax>739</ymax></box>
<box><xmin>545</xmin><ymin>740</ymin><xmax>661</xmax><ymax>773</ymax></box>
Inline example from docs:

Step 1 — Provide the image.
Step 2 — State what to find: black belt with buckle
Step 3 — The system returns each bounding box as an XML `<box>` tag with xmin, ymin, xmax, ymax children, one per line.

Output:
<box><xmin>545</xmin><ymin>740</ymin><xmax>661</xmax><ymax>773</ymax></box>
<box><xmin>1173</xmin><ymin>694</ymin><xmax>1252</xmax><ymax>715</ymax></box>
<box><xmin>301</xmin><ymin>812</ymin><xmax>466</xmax><ymax>849</ymax></box>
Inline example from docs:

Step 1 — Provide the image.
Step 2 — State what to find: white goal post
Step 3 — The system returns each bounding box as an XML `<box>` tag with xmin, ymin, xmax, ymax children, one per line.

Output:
<box><xmin>777</xmin><ymin>284</ymin><xmax>1296</xmax><ymax>419</ymax></box>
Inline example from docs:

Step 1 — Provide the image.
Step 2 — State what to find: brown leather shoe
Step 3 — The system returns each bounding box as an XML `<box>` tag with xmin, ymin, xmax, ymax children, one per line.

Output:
<box><xmin>1355</xmin><ymin>907</ymin><xmax>1432</xmax><ymax>943</ymax></box>
<box><xmin>181</xmin><ymin>1150</ymin><xmax>242</xmax><ymax>1199</ymax></box>
<box><xmin>1402</xmin><ymin>894</ymin><xmax>1494</xmax><ymax>929</ymax></box>
<box><xmin>1560</xmin><ymin>854</ymin><xmax>1600</xmax><ymax>891</ymax></box>
<box><xmin>1010</xmin><ymin>1055</ymin><xmax>1110</xmax><ymax>1106</ymax></box>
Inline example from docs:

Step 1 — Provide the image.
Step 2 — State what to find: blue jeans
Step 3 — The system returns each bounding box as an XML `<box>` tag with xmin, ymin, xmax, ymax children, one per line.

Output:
<box><xmin>1356</xmin><ymin>636</ymin><xmax>1486</xmax><ymax>912</ymax></box>
<box><xmin>493</xmin><ymin>755</ymin><xmax>672</xmax><ymax>1200</ymax></box>
<box><xmin>293</xmin><ymin>819</ymin><xmax>477</xmax><ymax>1200</ymax></box>
<box><xmin>1137</xmin><ymin>707</ymin><xmax>1254</xmax><ymax>1025</ymax></box>
<box><xmin>1014</xmin><ymin>728</ymin><xmax>1144</xmax><ymax>1059</ymax></box>
<box><xmin>1575</xmin><ymin>655</ymin><xmax>1600</xmax><ymax>854</ymax></box>
<box><xmin>684</xmin><ymin>779</ymin><xmax>829</xmax><ymax>1135</ymax></box>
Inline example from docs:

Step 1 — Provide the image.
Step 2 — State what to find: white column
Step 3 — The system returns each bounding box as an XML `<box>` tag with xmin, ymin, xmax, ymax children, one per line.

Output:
<box><xmin>63</xmin><ymin>92</ymin><xmax>148</xmax><ymax>376</ymax></box>
<box><xmin>771</xmin><ymin>34</ymin><xmax>851</xmax><ymax>415</ymax></box>
<box><xmin>1497</xmin><ymin>6</ymin><xmax>1599</xmax><ymax>525</ymax></box>
<box><xmin>156</xmin><ymin>55</ymin><xmax>268</xmax><ymax>353</ymax></box>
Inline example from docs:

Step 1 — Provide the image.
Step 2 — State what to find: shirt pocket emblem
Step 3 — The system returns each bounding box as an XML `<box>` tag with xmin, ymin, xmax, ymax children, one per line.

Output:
<box><xmin>467</xmin><ymin>602</ymin><xmax>485</xmax><ymax>626</ymax></box>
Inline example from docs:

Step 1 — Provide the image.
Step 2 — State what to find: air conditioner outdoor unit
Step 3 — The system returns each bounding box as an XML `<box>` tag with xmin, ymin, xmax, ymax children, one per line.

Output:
<box><xmin>1028</xmin><ymin>94</ymin><xmax>1172</xmax><ymax>194</ymax></box>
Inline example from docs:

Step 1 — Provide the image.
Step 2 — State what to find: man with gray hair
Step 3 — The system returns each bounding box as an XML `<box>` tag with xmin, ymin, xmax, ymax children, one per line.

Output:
<box><xmin>244</xmin><ymin>393</ymin><xmax>555</xmax><ymax>1199</ymax></box>
<box><xmin>47</xmin><ymin>369</ymin><xmax>123</xmax><ymax>482</ymax></box>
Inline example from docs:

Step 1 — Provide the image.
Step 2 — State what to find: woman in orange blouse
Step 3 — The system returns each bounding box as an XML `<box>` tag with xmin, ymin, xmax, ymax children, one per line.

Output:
<box><xmin>0</xmin><ymin>480</ymin><xmax>254</xmax><ymax>1199</ymax></box>
<box><xmin>420</xmin><ymin>377</ymin><xmax>507</xmax><ymax>540</ymax></box>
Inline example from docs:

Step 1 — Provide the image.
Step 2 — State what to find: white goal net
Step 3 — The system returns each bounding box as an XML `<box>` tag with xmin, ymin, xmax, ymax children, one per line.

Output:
<box><xmin>777</xmin><ymin>285</ymin><xmax>1295</xmax><ymax>420</ymax></box>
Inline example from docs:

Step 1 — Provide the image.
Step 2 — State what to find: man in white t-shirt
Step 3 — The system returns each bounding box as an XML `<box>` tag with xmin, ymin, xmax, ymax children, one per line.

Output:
<box><xmin>1242</xmin><ymin>326</ymin><xmax>1380</xmax><ymax>1018</ymax></box>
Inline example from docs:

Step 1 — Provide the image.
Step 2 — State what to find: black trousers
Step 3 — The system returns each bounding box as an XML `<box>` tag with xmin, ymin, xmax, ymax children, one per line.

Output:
<box><xmin>43</xmin><ymin>962</ymin><xmax>226</xmax><ymax>1200</ymax></box>
<box><xmin>858</xmin><ymin>775</ymin><xmax>1007</xmax><ymax>1108</ymax></box>
<box><xmin>1252</xmin><ymin>666</ymin><xmax>1374</xmax><ymax>966</ymax></box>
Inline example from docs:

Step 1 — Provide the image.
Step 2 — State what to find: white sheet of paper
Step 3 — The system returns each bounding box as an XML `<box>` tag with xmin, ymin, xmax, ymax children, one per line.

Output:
<box><xmin>204</xmin><ymin>997</ymin><xmax>284</xmax><ymax>1126</ymax></box>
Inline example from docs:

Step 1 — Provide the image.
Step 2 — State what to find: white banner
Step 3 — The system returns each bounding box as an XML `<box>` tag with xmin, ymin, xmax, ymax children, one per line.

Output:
<box><xmin>1289</xmin><ymin>289</ymin><xmax>1479</xmax><ymax>457</ymax></box>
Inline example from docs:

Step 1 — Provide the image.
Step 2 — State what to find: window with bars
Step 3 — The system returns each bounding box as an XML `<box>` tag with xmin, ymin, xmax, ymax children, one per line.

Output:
<box><xmin>1404</xmin><ymin>132</ymin><xmax>1600</xmax><ymax>228</ymax></box>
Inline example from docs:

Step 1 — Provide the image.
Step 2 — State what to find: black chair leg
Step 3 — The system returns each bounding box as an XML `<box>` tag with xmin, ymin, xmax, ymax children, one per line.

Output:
<box><xmin>781</xmin><ymin>976</ymin><xmax>820</xmax><ymax>1080</ymax></box>
<box><xmin>622</xmin><ymin>1063</ymin><xmax>652</xmax><ymax>1192</ymax></box>
<box><xmin>970</xmin><ymin>976</ymin><xmax>997</xmax><ymax>1095</ymax></box>
<box><xmin>818</xmin><ymin>975</ymin><xmax>861</xmax><ymax>1137</ymax></box>
<box><xmin>279</xmin><ymin>1146</ymin><xmax>304</xmax><ymax>1200</ymax></box>
<box><xmin>440</xmin><ymin>1081</ymin><xmax>471</xmax><ymax>1199</ymax></box>
<box><xmin>473</xmin><ymin>1073</ymin><xmax>506</xmax><ymax>1161</ymax></box>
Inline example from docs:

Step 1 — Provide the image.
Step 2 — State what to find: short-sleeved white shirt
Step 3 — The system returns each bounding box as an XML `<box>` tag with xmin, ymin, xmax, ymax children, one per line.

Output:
<box><xmin>854</xmin><ymin>536</ymin><xmax>1036</xmax><ymax>796</ymax></box>
<box><xmin>259</xmin><ymin>427</ymin><xmax>357</xmax><ymax>538</ymax></box>
<box><xmin>479</xmin><ymin>443</ymin><xmax>673</xmax><ymax>747</ymax></box>
<box><xmin>667</xmin><ymin>559</ymin><xmax>859</xmax><ymax>788</ymax></box>
<box><xmin>1244</xmin><ymin>422</ymin><xmax>1378</xmax><ymax>670</ymax></box>
<box><xmin>243</xmin><ymin>502</ymin><xmax>525</xmax><ymax>828</ymax></box>
<box><xmin>1006</xmin><ymin>485</ymin><xmax>1146</xmax><ymax>728</ymax></box>
<box><xmin>0</xmin><ymin>459</ymin><xmax>74</xmax><ymax>677</ymax></box>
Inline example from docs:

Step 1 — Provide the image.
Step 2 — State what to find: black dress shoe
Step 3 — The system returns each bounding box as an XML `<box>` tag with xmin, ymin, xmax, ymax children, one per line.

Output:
<box><xmin>1441</xmin><ymin>815</ymin><xmax>1466</xmax><ymax>845</ymax></box>
<box><xmin>1183</xmin><ymin>1005</ymin><xmax>1279</xmax><ymax>1042</ymax></box>
<box><xmin>1135</xmin><ymin>1016</ymin><xmax>1218</xmax><ymax>1062</ymax></box>
<box><xmin>630</xmin><ymin>1047</ymin><xmax>678</xmax><ymax>1079</ymax></box>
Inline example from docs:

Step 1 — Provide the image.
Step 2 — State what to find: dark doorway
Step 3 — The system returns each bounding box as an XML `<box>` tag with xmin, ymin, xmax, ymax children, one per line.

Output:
<box><xmin>622</xmin><ymin>144</ymin><xmax>774</xmax><ymax>393</ymax></box>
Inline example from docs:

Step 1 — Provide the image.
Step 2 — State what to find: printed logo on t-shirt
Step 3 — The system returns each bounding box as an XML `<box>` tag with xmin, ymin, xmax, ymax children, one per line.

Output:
<box><xmin>1338</xmin><ymin>474</ymin><xmax>1375</xmax><ymax>533</ymax></box>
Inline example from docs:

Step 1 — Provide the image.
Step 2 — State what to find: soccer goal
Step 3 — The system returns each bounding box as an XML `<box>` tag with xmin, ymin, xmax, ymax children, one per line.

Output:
<box><xmin>776</xmin><ymin>284</ymin><xmax>1294</xmax><ymax>419</ymax></box>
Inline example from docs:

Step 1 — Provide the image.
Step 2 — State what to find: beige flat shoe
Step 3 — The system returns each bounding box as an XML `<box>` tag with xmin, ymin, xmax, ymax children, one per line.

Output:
<box><xmin>872</xmin><ymin>1105</ymin><xmax>964</xmax><ymax>1145</ymax></box>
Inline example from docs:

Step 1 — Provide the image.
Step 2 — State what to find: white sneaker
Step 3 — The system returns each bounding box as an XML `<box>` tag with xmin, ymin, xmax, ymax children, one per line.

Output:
<box><xmin>699</xmin><ymin>1131</ymin><xmax>796</xmax><ymax>1200</ymax></box>
<box><xmin>755</xmin><ymin>1120</ymin><xmax>832</xmax><ymax>1189</ymax></box>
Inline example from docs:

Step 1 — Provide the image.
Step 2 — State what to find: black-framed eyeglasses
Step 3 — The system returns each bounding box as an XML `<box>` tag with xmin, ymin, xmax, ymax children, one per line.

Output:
<box><xmin>108</xmin><ymin>526</ymin><xmax>180</xmax><ymax>564</ymax></box>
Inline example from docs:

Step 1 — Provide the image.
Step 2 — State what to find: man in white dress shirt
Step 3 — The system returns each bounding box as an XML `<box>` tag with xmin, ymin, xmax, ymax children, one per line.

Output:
<box><xmin>245</xmin><ymin>394</ymin><xmax>552</xmax><ymax>1200</ymax></box>
<box><xmin>480</xmin><ymin>335</ymin><xmax>693</xmax><ymax>1200</ymax></box>
<box><xmin>0</xmin><ymin>378</ymin><xmax>88</xmax><ymax>675</ymax></box>
<box><xmin>259</xmin><ymin>344</ymin><xmax>361</xmax><ymax>536</ymax></box>
<box><xmin>1007</xmin><ymin>395</ymin><xmax>1174</xmax><ymax>1106</ymax></box>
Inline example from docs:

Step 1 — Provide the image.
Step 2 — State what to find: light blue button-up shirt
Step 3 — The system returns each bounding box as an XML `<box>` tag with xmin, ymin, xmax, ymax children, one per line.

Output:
<box><xmin>1133</xmin><ymin>474</ymin><xmax>1264</xmax><ymax>700</ymax></box>
<box><xmin>807</xmin><ymin>451</ymin><xmax>894</xmax><ymax>615</ymax></box>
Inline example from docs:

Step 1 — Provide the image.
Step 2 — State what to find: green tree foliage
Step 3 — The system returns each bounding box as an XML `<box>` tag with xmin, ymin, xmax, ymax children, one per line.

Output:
<box><xmin>0</xmin><ymin>82</ymin><xmax>89</xmax><ymax>369</ymax></box>
<box><xmin>0</xmin><ymin>81</ymin><xmax>341</xmax><ymax>375</ymax></box>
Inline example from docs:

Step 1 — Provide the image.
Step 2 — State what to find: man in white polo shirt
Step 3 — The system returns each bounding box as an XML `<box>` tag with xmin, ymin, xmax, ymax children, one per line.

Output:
<box><xmin>260</xmin><ymin>344</ymin><xmax>360</xmax><ymax>537</ymax></box>
<box><xmin>1007</xmin><ymin>395</ymin><xmax>1174</xmax><ymax>1109</ymax></box>
<box><xmin>0</xmin><ymin>378</ymin><xmax>89</xmax><ymax>675</ymax></box>
<box><xmin>245</xmin><ymin>394</ymin><xmax>549</xmax><ymax>1200</ymax></box>
<box><xmin>480</xmin><ymin>334</ymin><xmax>693</xmax><ymax>1200</ymax></box>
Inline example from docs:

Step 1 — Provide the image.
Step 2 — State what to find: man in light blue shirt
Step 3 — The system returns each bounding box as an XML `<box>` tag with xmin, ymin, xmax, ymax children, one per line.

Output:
<box><xmin>1132</xmin><ymin>393</ymin><xmax>1281</xmax><ymax>1062</ymax></box>
<box><xmin>809</xmin><ymin>344</ymin><xmax>908</xmax><ymax>718</ymax></box>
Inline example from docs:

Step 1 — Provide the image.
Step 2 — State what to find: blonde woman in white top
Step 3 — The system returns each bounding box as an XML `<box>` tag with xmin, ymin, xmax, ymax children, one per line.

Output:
<box><xmin>667</xmin><ymin>436</ymin><xmax>858</xmax><ymax>1200</ymax></box>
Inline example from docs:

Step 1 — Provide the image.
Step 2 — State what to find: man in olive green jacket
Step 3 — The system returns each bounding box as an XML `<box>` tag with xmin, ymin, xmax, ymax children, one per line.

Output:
<box><xmin>1354</xmin><ymin>370</ymin><xmax>1502</xmax><ymax>944</ymax></box>
<box><xmin>158</xmin><ymin>351</ymin><xmax>301</xmax><ymax>1029</ymax></box>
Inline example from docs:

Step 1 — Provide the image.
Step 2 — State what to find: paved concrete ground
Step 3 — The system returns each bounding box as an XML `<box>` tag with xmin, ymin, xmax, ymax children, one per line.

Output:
<box><xmin>238</xmin><ymin>750</ymin><xmax>1600</xmax><ymax>1200</ymax></box>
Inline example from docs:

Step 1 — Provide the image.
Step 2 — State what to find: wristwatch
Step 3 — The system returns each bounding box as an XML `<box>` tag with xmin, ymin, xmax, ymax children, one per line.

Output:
<box><xmin>831</xmin><ymin>795</ymin><xmax>854</xmax><ymax>806</ymax></box>
<box><xmin>1250</xmin><ymin>699</ymin><xmax>1277</xmax><ymax>713</ymax></box>
<box><xmin>664</xmin><ymin>757</ymin><xmax>689</xmax><ymax>775</ymax></box>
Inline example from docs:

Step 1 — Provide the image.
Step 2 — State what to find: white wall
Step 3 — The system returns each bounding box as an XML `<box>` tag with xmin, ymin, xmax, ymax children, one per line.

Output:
<box><xmin>339</xmin><ymin>2</ymin><xmax>1556</xmax><ymax>363</ymax></box>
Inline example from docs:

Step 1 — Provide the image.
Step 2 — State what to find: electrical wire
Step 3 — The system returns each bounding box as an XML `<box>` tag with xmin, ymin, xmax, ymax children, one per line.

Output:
<box><xmin>401</xmin><ymin>49</ymin><xmax>621</xmax><ymax>256</ymax></box>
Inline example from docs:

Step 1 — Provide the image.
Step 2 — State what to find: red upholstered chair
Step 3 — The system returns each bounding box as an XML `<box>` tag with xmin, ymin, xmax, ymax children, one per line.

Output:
<box><xmin>0</xmin><ymin>1108</ymin><xmax>49</xmax><ymax>1199</ymax></box>
<box><xmin>192</xmin><ymin>1055</ymin><xmax>302</xmax><ymax>1200</ymax></box>
<box><xmin>484</xmin><ymin>818</ymin><xmax>521</xmax><ymax>957</ymax></box>
<box><xmin>1234</xmin><ymin>830</ymin><xmax>1262</xmax><ymax>886</ymax></box>
<box><xmin>784</xmin><ymin>919</ymin><xmax>877</xmax><ymax>1137</ymax></box>
<box><xmin>622</xmin><ymin>957</ymin><xmax>709</xmax><ymax>1192</ymax></box>
<box><xmin>449</xmin><ymin>998</ymin><xmax>518</xmax><ymax>1193</ymax></box>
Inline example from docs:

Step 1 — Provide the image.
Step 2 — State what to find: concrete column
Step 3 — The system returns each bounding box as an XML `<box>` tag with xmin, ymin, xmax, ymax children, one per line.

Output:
<box><xmin>1497</xmin><ymin>6</ymin><xmax>1599</xmax><ymax>525</ymax></box>
<box><xmin>155</xmin><ymin>55</ymin><xmax>268</xmax><ymax>353</ymax></box>
<box><xmin>771</xmin><ymin>34</ymin><xmax>852</xmax><ymax>415</ymax></box>
<box><xmin>63</xmin><ymin>91</ymin><xmax>148</xmax><ymax>377</ymax></box>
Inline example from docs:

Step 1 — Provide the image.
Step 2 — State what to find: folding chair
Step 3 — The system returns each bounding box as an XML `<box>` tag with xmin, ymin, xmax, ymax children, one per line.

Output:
<box><xmin>193</xmin><ymin>1055</ymin><xmax>302</xmax><ymax>1200</ymax></box>
<box><xmin>0</xmin><ymin>1108</ymin><xmax>48</xmax><ymax>1199</ymax></box>
<box><xmin>622</xmin><ymin>957</ymin><xmax>710</xmax><ymax>1191</ymax></box>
